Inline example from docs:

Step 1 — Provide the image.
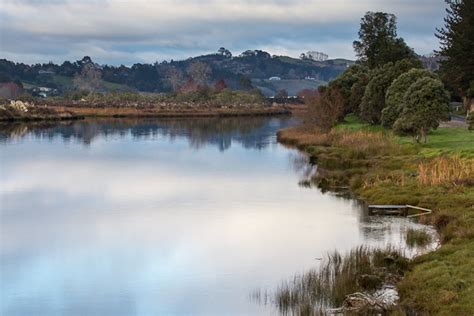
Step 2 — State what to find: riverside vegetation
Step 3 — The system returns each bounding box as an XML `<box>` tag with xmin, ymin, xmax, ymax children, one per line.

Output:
<box><xmin>277</xmin><ymin>115</ymin><xmax>473</xmax><ymax>314</ymax></box>
<box><xmin>273</xmin><ymin>5</ymin><xmax>474</xmax><ymax>315</ymax></box>
<box><xmin>0</xmin><ymin>88</ymin><xmax>290</xmax><ymax>121</ymax></box>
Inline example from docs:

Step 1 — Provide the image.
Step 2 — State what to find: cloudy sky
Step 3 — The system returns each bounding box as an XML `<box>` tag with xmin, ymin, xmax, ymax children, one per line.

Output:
<box><xmin>1</xmin><ymin>0</ymin><xmax>445</xmax><ymax>65</ymax></box>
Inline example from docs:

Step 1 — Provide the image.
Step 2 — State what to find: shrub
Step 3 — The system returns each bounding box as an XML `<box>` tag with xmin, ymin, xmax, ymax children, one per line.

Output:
<box><xmin>306</xmin><ymin>86</ymin><xmax>344</xmax><ymax>131</ymax></box>
<box><xmin>329</xmin><ymin>64</ymin><xmax>369</xmax><ymax>114</ymax></box>
<box><xmin>382</xmin><ymin>69</ymin><xmax>437</xmax><ymax>128</ymax></box>
<box><xmin>393</xmin><ymin>77</ymin><xmax>450</xmax><ymax>143</ymax></box>
<box><xmin>360</xmin><ymin>59</ymin><xmax>421</xmax><ymax>124</ymax></box>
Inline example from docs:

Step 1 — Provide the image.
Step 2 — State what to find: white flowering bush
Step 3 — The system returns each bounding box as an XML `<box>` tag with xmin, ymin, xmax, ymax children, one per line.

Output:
<box><xmin>8</xmin><ymin>100</ymin><xmax>30</xmax><ymax>112</ymax></box>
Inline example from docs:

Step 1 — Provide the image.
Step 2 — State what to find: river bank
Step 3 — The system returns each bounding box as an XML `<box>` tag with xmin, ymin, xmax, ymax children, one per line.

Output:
<box><xmin>0</xmin><ymin>100</ymin><xmax>292</xmax><ymax>121</ymax></box>
<box><xmin>277</xmin><ymin>115</ymin><xmax>474</xmax><ymax>314</ymax></box>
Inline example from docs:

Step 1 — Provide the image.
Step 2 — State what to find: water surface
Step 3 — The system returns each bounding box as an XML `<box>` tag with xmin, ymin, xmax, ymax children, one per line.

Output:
<box><xmin>1</xmin><ymin>117</ymin><xmax>423</xmax><ymax>315</ymax></box>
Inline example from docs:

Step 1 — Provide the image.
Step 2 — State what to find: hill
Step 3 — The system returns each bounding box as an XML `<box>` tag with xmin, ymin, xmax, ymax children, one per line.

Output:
<box><xmin>0</xmin><ymin>49</ymin><xmax>354</xmax><ymax>96</ymax></box>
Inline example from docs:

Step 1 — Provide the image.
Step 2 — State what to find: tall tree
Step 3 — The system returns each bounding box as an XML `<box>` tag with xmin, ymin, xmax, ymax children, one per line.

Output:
<box><xmin>353</xmin><ymin>12</ymin><xmax>416</xmax><ymax>69</ymax></box>
<box><xmin>73</xmin><ymin>63</ymin><xmax>102</xmax><ymax>93</ymax></box>
<box><xmin>328</xmin><ymin>64</ymin><xmax>369</xmax><ymax>114</ymax></box>
<box><xmin>436</xmin><ymin>0</ymin><xmax>474</xmax><ymax>109</ymax></box>
<box><xmin>187</xmin><ymin>61</ymin><xmax>212</xmax><ymax>86</ymax></box>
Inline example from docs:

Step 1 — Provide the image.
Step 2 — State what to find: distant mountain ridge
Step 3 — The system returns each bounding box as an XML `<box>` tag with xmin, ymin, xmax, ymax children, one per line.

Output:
<box><xmin>0</xmin><ymin>49</ymin><xmax>354</xmax><ymax>96</ymax></box>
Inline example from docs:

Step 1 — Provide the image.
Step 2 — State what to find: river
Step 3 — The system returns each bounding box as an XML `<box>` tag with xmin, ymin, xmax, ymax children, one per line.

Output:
<box><xmin>0</xmin><ymin>117</ymin><xmax>430</xmax><ymax>315</ymax></box>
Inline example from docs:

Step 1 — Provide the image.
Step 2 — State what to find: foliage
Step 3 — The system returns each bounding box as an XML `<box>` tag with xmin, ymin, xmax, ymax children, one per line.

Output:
<box><xmin>353</xmin><ymin>12</ymin><xmax>417</xmax><ymax>69</ymax></box>
<box><xmin>360</xmin><ymin>59</ymin><xmax>422</xmax><ymax>124</ymax></box>
<box><xmin>436</xmin><ymin>0</ymin><xmax>474</xmax><ymax>97</ymax></box>
<box><xmin>468</xmin><ymin>114</ymin><xmax>474</xmax><ymax>131</ymax></box>
<box><xmin>305</xmin><ymin>86</ymin><xmax>344</xmax><ymax>131</ymax></box>
<box><xmin>214</xmin><ymin>79</ymin><xmax>227</xmax><ymax>92</ymax></box>
<box><xmin>382</xmin><ymin>69</ymin><xmax>438</xmax><ymax>127</ymax></box>
<box><xmin>393</xmin><ymin>77</ymin><xmax>450</xmax><ymax>142</ymax></box>
<box><xmin>349</xmin><ymin>71</ymin><xmax>370</xmax><ymax>114</ymax></box>
<box><xmin>329</xmin><ymin>64</ymin><xmax>369</xmax><ymax>114</ymax></box>
<box><xmin>187</xmin><ymin>61</ymin><xmax>212</xmax><ymax>86</ymax></box>
<box><xmin>275</xmin><ymin>89</ymin><xmax>288</xmax><ymax>99</ymax></box>
<box><xmin>467</xmin><ymin>81</ymin><xmax>474</xmax><ymax>98</ymax></box>
<box><xmin>73</xmin><ymin>63</ymin><xmax>102</xmax><ymax>93</ymax></box>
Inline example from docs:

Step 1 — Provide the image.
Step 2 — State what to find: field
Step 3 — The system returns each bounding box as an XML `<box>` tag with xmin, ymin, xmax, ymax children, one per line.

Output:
<box><xmin>22</xmin><ymin>75</ymin><xmax>132</xmax><ymax>93</ymax></box>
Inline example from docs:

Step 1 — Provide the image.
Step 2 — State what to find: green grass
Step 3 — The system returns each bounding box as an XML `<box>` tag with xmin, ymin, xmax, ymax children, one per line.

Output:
<box><xmin>336</xmin><ymin>114</ymin><xmax>386</xmax><ymax>132</ymax></box>
<box><xmin>399</xmin><ymin>128</ymin><xmax>474</xmax><ymax>158</ymax></box>
<box><xmin>399</xmin><ymin>240</ymin><xmax>474</xmax><ymax>315</ymax></box>
<box><xmin>23</xmin><ymin>75</ymin><xmax>131</xmax><ymax>93</ymax></box>
<box><xmin>338</xmin><ymin>114</ymin><xmax>474</xmax><ymax>158</ymax></box>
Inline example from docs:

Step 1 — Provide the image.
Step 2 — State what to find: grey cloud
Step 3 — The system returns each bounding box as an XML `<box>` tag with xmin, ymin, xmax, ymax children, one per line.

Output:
<box><xmin>0</xmin><ymin>0</ymin><xmax>445</xmax><ymax>64</ymax></box>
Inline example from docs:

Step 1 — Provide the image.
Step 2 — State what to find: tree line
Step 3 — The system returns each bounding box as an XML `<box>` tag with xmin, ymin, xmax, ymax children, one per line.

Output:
<box><xmin>0</xmin><ymin>48</ymin><xmax>348</xmax><ymax>94</ymax></box>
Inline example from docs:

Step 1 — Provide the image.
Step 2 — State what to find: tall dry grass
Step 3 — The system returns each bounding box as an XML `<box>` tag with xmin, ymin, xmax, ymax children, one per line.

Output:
<box><xmin>335</xmin><ymin>130</ymin><xmax>399</xmax><ymax>156</ymax></box>
<box><xmin>418</xmin><ymin>156</ymin><xmax>474</xmax><ymax>186</ymax></box>
<box><xmin>278</xmin><ymin>127</ymin><xmax>401</xmax><ymax>157</ymax></box>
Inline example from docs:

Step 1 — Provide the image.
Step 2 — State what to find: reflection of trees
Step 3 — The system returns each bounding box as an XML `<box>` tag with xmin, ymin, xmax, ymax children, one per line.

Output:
<box><xmin>0</xmin><ymin>117</ymin><xmax>297</xmax><ymax>151</ymax></box>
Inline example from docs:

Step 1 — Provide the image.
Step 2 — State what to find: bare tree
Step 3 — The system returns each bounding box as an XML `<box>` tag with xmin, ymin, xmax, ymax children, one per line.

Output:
<box><xmin>73</xmin><ymin>63</ymin><xmax>102</xmax><ymax>92</ymax></box>
<box><xmin>187</xmin><ymin>61</ymin><xmax>211</xmax><ymax>86</ymax></box>
<box><xmin>306</xmin><ymin>87</ymin><xmax>345</xmax><ymax>131</ymax></box>
<box><xmin>165</xmin><ymin>66</ymin><xmax>184</xmax><ymax>91</ymax></box>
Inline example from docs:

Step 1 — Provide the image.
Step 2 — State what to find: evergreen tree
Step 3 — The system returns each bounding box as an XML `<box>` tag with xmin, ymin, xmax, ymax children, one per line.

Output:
<box><xmin>381</xmin><ymin>69</ymin><xmax>437</xmax><ymax>127</ymax></box>
<box><xmin>393</xmin><ymin>77</ymin><xmax>450</xmax><ymax>143</ymax></box>
<box><xmin>353</xmin><ymin>12</ymin><xmax>416</xmax><ymax>69</ymax></box>
<box><xmin>436</xmin><ymin>0</ymin><xmax>474</xmax><ymax>102</ymax></box>
<box><xmin>360</xmin><ymin>59</ymin><xmax>422</xmax><ymax>124</ymax></box>
<box><xmin>328</xmin><ymin>64</ymin><xmax>369</xmax><ymax>114</ymax></box>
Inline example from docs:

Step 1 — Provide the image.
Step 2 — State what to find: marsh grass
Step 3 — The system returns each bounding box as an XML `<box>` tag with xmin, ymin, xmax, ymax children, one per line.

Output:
<box><xmin>405</xmin><ymin>228</ymin><xmax>432</xmax><ymax>248</ymax></box>
<box><xmin>418</xmin><ymin>156</ymin><xmax>474</xmax><ymax>186</ymax></box>
<box><xmin>274</xmin><ymin>246</ymin><xmax>408</xmax><ymax>315</ymax></box>
<box><xmin>278</xmin><ymin>127</ymin><xmax>406</xmax><ymax>159</ymax></box>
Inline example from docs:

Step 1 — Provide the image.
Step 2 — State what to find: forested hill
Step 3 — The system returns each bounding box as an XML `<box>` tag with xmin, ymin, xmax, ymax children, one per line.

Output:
<box><xmin>0</xmin><ymin>49</ymin><xmax>354</xmax><ymax>95</ymax></box>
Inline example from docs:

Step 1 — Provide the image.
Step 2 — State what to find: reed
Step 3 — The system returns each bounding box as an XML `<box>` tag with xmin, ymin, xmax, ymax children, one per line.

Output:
<box><xmin>418</xmin><ymin>156</ymin><xmax>474</xmax><ymax>186</ymax></box>
<box><xmin>406</xmin><ymin>228</ymin><xmax>432</xmax><ymax>248</ymax></box>
<box><xmin>274</xmin><ymin>246</ymin><xmax>408</xmax><ymax>314</ymax></box>
<box><xmin>278</xmin><ymin>126</ymin><xmax>403</xmax><ymax>159</ymax></box>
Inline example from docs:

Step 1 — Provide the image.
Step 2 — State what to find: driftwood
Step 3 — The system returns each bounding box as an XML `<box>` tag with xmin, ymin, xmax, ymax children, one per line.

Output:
<box><xmin>327</xmin><ymin>286</ymin><xmax>399</xmax><ymax>314</ymax></box>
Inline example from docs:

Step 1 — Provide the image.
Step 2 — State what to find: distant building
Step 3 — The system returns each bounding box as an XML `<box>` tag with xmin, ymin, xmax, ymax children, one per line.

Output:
<box><xmin>269</xmin><ymin>76</ymin><xmax>281</xmax><ymax>81</ymax></box>
<box><xmin>38</xmin><ymin>70</ymin><xmax>55</xmax><ymax>75</ymax></box>
<box><xmin>304</xmin><ymin>51</ymin><xmax>328</xmax><ymax>62</ymax></box>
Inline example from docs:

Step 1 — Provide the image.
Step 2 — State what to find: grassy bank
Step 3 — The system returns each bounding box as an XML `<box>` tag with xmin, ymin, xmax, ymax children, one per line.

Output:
<box><xmin>277</xmin><ymin>115</ymin><xmax>474</xmax><ymax>314</ymax></box>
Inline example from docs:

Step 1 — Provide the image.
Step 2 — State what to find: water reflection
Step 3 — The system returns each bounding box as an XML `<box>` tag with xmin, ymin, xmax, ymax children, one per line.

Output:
<box><xmin>0</xmin><ymin>117</ymin><xmax>296</xmax><ymax>151</ymax></box>
<box><xmin>0</xmin><ymin>117</ymin><xmax>427</xmax><ymax>315</ymax></box>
